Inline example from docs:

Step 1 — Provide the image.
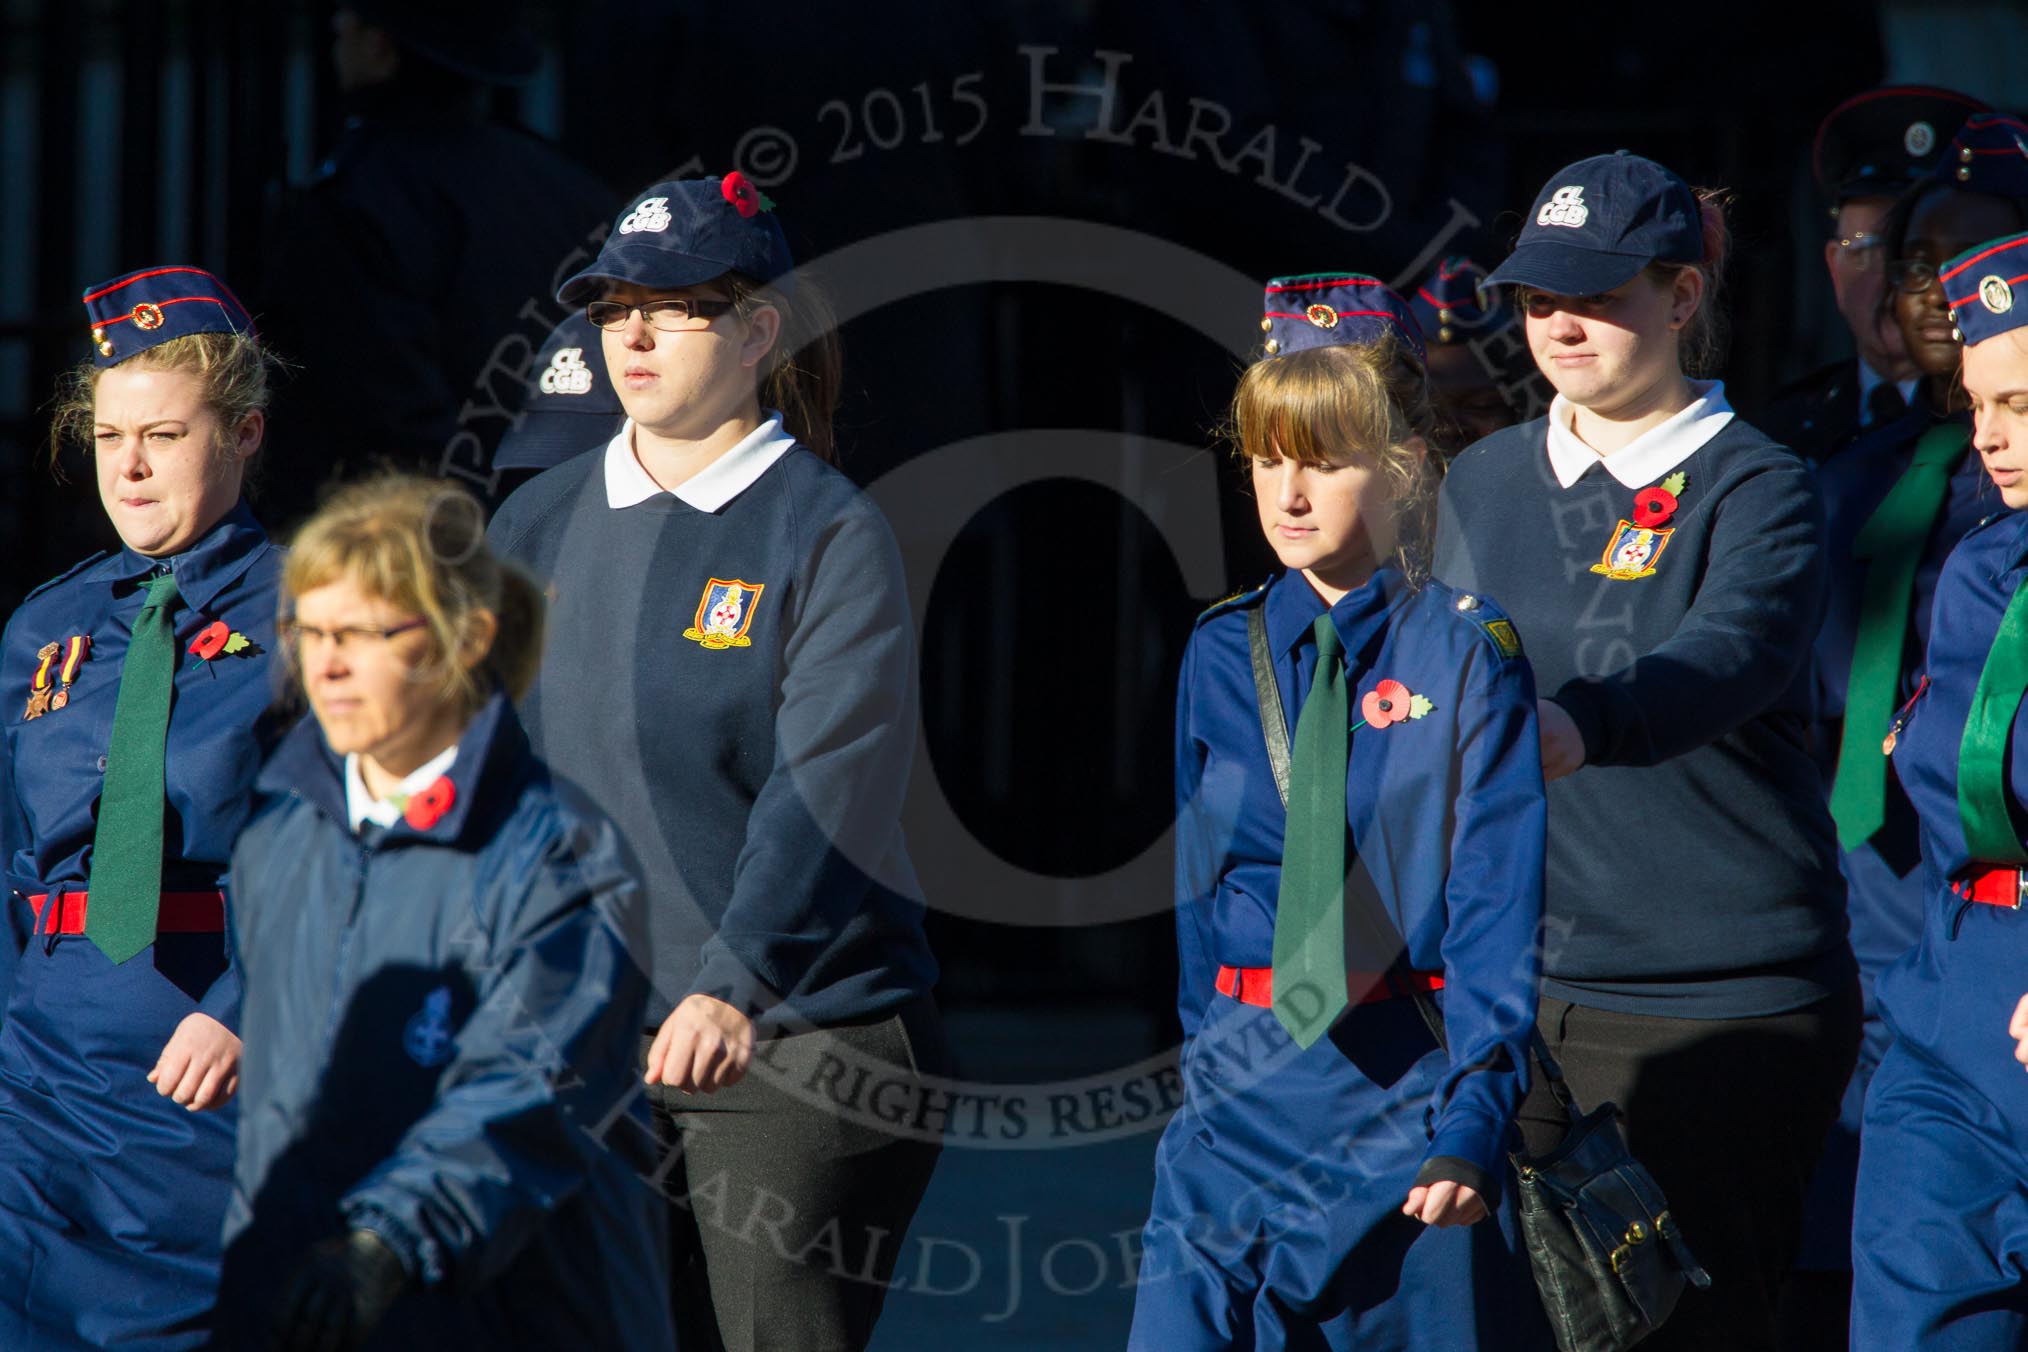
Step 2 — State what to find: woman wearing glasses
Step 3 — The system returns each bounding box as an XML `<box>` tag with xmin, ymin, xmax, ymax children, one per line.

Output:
<box><xmin>1800</xmin><ymin>112</ymin><xmax>2028</xmax><ymax>1327</ymax></box>
<box><xmin>489</xmin><ymin>176</ymin><xmax>945</xmax><ymax>1352</ymax></box>
<box><xmin>0</xmin><ymin>267</ymin><xmax>279</xmax><ymax>1348</ymax></box>
<box><xmin>216</xmin><ymin>474</ymin><xmax>671</xmax><ymax>1351</ymax></box>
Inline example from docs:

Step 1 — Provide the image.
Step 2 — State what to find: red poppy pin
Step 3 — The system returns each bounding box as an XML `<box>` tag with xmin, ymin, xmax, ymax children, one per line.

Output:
<box><xmin>1632</xmin><ymin>471</ymin><xmax>1688</xmax><ymax>529</ymax></box>
<box><xmin>1353</xmin><ymin>678</ymin><xmax>1436</xmax><ymax>732</ymax></box>
<box><xmin>721</xmin><ymin>171</ymin><xmax>777</xmax><ymax>218</ymax></box>
<box><xmin>403</xmin><ymin>777</ymin><xmax>456</xmax><ymax>831</ymax></box>
<box><xmin>186</xmin><ymin>619</ymin><xmax>259</xmax><ymax>670</ymax></box>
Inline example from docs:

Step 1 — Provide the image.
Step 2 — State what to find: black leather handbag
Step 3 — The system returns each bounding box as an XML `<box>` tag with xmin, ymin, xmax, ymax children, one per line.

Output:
<box><xmin>1243</xmin><ymin>603</ymin><xmax>1711</xmax><ymax>1352</ymax></box>
<box><xmin>1508</xmin><ymin>1040</ymin><xmax>1712</xmax><ymax>1352</ymax></box>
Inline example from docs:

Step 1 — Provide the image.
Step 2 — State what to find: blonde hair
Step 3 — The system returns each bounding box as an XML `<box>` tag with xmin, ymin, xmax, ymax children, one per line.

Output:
<box><xmin>46</xmin><ymin>331</ymin><xmax>280</xmax><ymax>484</ymax></box>
<box><xmin>1223</xmin><ymin>338</ymin><xmax>1440</xmax><ymax>580</ymax></box>
<box><xmin>726</xmin><ymin>272</ymin><xmax>842</xmax><ymax>463</ymax></box>
<box><xmin>283</xmin><ymin>475</ymin><xmax>544</xmax><ymax>715</ymax></box>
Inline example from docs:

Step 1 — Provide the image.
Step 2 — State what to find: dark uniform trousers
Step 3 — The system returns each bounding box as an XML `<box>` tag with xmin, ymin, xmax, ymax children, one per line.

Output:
<box><xmin>1516</xmin><ymin>981</ymin><xmax>1862</xmax><ymax>1352</ymax></box>
<box><xmin>643</xmin><ymin>995</ymin><xmax>949</xmax><ymax>1352</ymax></box>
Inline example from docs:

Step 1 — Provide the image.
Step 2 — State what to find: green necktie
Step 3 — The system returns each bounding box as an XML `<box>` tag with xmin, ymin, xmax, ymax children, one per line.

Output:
<box><xmin>1958</xmin><ymin>574</ymin><xmax>2028</xmax><ymax>865</ymax></box>
<box><xmin>1830</xmin><ymin>424</ymin><xmax>1969</xmax><ymax>849</ymax></box>
<box><xmin>1272</xmin><ymin>614</ymin><xmax>1349</xmax><ymax>1049</ymax></box>
<box><xmin>87</xmin><ymin>571</ymin><xmax>181</xmax><ymax>964</ymax></box>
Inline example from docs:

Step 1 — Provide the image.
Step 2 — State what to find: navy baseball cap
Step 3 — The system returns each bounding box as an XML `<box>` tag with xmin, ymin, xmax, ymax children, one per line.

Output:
<box><xmin>558</xmin><ymin>175</ymin><xmax>793</xmax><ymax>306</ymax></box>
<box><xmin>495</xmin><ymin>312</ymin><xmax>626</xmax><ymax>472</ymax></box>
<box><xmin>1485</xmin><ymin>152</ymin><xmax>1702</xmax><ymax>297</ymax></box>
<box><xmin>1812</xmin><ymin>85</ymin><xmax>1989</xmax><ymax>203</ymax></box>
<box><xmin>1260</xmin><ymin>274</ymin><xmax>1425</xmax><ymax>363</ymax></box>
<box><xmin>82</xmin><ymin>265</ymin><xmax>256</xmax><ymax>367</ymax></box>
<box><xmin>1942</xmin><ymin>233</ymin><xmax>2028</xmax><ymax>348</ymax></box>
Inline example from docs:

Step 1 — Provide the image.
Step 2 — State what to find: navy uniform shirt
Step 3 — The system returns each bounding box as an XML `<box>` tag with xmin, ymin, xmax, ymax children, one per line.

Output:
<box><xmin>1877</xmin><ymin>508</ymin><xmax>2028</xmax><ymax>1120</ymax></box>
<box><xmin>1175</xmin><ymin>565</ymin><xmax>1544</xmax><ymax>1181</ymax></box>
<box><xmin>220</xmin><ymin>692</ymin><xmax>673</xmax><ymax>1348</ymax></box>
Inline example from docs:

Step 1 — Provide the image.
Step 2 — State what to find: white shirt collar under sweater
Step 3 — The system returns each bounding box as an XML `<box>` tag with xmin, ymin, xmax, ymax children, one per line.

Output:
<box><xmin>345</xmin><ymin>744</ymin><xmax>459</xmax><ymax>833</ymax></box>
<box><xmin>1544</xmin><ymin>379</ymin><xmax>1735</xmax><ymax>490</ymax></box>
<box><xmin>603</xmin><ymin>412</ymin><xmax>795</xmax><ymax>512</ymax></box>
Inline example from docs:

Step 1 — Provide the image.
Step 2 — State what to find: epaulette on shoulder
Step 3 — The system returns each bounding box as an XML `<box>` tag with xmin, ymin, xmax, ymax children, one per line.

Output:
<box><xmin>1443</xmin><ymin>588</ymin><xmax>1525</xmax><ymax>662</ymax></box>
<box><xmin>1194</xmin><ymin>578</ymin><xmax>1272</xmax><ymax>627</ymax></box>
<box><xmin>21</xmin><ymin>550</ymin><xmax>112</xmax><ymax>605</ymax></box>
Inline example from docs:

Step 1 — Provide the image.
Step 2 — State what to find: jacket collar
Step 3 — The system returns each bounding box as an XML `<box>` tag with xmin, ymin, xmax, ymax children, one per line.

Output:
<box><xmin>99</xmin><ymin>499</ymin><xmax>270</xmax><ymax>616</ymax></box>
<box><xmin>259</xmin><ymin>688</ymin><xmax>534</xmax><ymax>848</ymax></box>
<box><xmin>1265</xmin><ymin>564</ymin><xmax>1409</xmax><ymax>665</ymax></box>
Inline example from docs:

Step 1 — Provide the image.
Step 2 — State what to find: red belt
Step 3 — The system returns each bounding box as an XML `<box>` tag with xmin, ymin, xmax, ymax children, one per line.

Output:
<box><xmin>1952</xmin><ymin>867</ymin><xmax>2027</xmax><ymax>910</ymax></box>
<box><xmin>25</xmin><ymin>890</ymin><xmax>226</xmax><ymax>936</ymax></box>
<box><xmin>1215</xmin><ymin>964</ymin><xmax>1444</xmax><ymax>1009</ymax></box>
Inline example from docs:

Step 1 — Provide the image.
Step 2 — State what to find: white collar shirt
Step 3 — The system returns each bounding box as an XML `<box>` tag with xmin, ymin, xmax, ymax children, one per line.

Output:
<box><xmin>345</xmin><ymin>744</ymin><xmax>460</xmax><ymax>833</ymax></box>
<box><xmin>603</xmin><ymin>412</ymin><xmax>796</xmax><ymax>513</ymax></box>
<box><xmin>1544</xmin><ymin>379</ymin><xmax>1737</xmax><ymax>490</ymax></box>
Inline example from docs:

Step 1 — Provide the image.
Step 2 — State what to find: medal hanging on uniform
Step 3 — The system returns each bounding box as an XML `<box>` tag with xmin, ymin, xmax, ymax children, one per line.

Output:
<box><xmin>22</xmin><ymin>642</ymin><xmax>58</xmax><ymax>720</ymax></box>
<box><xmin>48</xmin><ymin>635</ymin><xmax>90</xmax><ymax>711</ymax></box>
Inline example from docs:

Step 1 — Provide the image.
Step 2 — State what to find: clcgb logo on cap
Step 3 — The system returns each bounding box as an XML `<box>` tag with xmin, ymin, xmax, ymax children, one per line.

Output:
<box><xmin>618</xmin><ymin>195</ymin><xmax>673</xmax><ymax>235</ymax></box>
<box><xmin>1537</xmin><ymin>186</ymin><xmax>1589</xmax><ymax>229</ymax></box>
<box><xmin>1981</xmin><ymin>275</ymin><xmax>2016</xmax><ymax>315</ymax></box>
<box><xmin>538</xmin><ymin>347</ymin><xmax>594</xmax><ymax>395</ymax></box>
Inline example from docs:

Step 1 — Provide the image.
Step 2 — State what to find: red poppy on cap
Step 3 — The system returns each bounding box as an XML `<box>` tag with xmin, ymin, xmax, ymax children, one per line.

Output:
<box><xmin>405</xmin><ymin>778</ymin><xmax>456</xmax><ymax>831</ymax></box>
<box><xmin>188</xmin><ymin>620</ymin><xmax>230</xmax><ymax>661</ymax></box>
<box><xmin>722</xmin><ymin>172</ymin><xmax>767</xmax><ymax>218</ymax></box>
<box><xmin>1361</xmin><ymin>679</ymin><xmax>1412</xmax><ymax>728</ymax></box>
<box><xmin>1633</xmin><ymin>487</ymin><xmax>1678</xmax><ymax>528</ymax></box>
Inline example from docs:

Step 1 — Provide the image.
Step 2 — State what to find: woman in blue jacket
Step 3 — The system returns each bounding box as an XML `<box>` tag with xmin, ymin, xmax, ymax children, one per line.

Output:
<box><xmin>1128</xmin><ymin>274</ymin><xmax>1549</xmax><ymax>1351</ymax></box>
<box><xmin>1850</xmin><ymin>229</ymin><xmax>2028</xmax><ymax>1347</ymax></box>
<box><xmin>218</xmin><ymin>475</ymin><xmax>672</xmax><ymax>1351</ymax></box>
<box><xmin>0</xmin><ymin>266</ymin><xmax>279</xmax><ymax>1349</ymax></box>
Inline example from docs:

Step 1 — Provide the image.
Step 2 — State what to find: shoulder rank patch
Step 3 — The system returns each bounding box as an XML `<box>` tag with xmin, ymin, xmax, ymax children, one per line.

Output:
<box><xmin>683</xmin><ymin>578</ymin><xmax>766</xmax><ymax>649</ymax></box>
<box><xmin>1194</xmin><ymin>577</ymin><xmax>1273</xmax><ymax>627</ymax></box>
<box><xmin>1450</xmin><ymin>592</ymin><xmax>1524</xmax><ymax>661</ymax></box>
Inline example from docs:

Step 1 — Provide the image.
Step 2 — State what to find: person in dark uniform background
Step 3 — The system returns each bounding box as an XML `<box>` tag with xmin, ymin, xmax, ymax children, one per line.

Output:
<box><xmin>1755</xmin><ymin>85</ymin><xmax>1989</xmax><ymax>464</ymax></box>
<box><xmin>491</xmin><ymin>310</ymin><xmax>627</xmax><ymax>503</ymax></box>
<box><xmin>1405</xmin><ymin>253</ymin><xmax>1552</xmax><ymax>453</ymax></box>
<box><xmin>255</xmin><ymin>2</ymin><xmax>614</xmax><ymax>528</ymax></box>
<box><xmin>1849</xmin><ymin>227</ymin><xmax>2028</xmax><ymax>1349</ymax></box>
<box><xmin>0</xmin><ymin>266</ymin><xmax>283</xmax><ymax>1349</ymax></box>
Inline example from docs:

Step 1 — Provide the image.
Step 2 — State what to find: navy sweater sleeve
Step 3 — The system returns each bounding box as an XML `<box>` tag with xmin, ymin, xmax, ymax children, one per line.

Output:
<box><xmin>1551</xmin><ymin>456</ymin><xmax>1828</xmax><ymax>767</ymax></box>
<box><xmin>1172</xmin><ymin>636</ymin><xmax>1218</xmax><ymax>1043</ymax></box>
<box><xmin>688</xmin><ymin>499</ymin><xmax>919</xmax><ymax>1012</ymax></box>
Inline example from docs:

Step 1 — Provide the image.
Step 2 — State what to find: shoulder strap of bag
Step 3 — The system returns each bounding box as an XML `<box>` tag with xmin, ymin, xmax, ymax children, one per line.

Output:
<box><xmin>1245</xmin><ymin>603</ymin><xmax>1584</xmax><ymax>1114</ymax></box>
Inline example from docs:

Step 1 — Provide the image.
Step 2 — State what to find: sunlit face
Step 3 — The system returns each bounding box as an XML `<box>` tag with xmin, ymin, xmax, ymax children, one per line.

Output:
<box><xmin>599</xmin><ymin>281</ymin><xmax>777</xmax><ymax>441</ymax></box>
<box><xmin>1251</xmin><ymin>445</ymin><xmax>1403</xmax><ymax>594</ymax></box>
<box><xmin>1824</xmin><ymin>197</ymin><xmax>1907</xmax><ymax>374</ymax></box>
<box><xmin>1892</xmin><ymin>190</ymin><xmax>2023</xmax><ymax>381</ymax></box>
<box><xmin>93</xmin><ymin>364</ymin><xmax>257</xmax><ymax>557</ymax></box>
<box><xmin>1962</xmin><ymin>329</ymin><xmax>2028</xmax><ymax>510</ymax></box>
<box><xmin>1522</xmin><ymin>271</ymin><xmax>1696</xmax><ymax>414</ymax></box>
<box><xmin>292</xmin><ymin>577</ymin><xmax>467</xmax><ymax>770</ymax></box>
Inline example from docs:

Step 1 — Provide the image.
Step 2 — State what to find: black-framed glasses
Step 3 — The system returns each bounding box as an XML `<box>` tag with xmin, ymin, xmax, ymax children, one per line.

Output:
<box><xmin>585</xmin><ymin>298</ymin><xmax>736</xmax><ymax>332</ymax></box>
<box><xmin>1888</xmin><ymin>258</ymin><xmax>1940</xmax><ymax>295</ymax></box>
<box><xmin>282</xmin><ymin>617</ymin><xmax>429</xmax><ymax>653</ymax></box>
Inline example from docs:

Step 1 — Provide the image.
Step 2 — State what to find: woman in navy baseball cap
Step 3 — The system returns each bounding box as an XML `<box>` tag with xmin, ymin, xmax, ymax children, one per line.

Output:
<box><xmin>1437</xmin><ymin>151</ymin><xmax>1862</xmax><ymax>1350</ymax></box>
<box><xmin>489</xmin><ymin>176</ymin><xmax>946</xmax><ymax>1352</ymax></box>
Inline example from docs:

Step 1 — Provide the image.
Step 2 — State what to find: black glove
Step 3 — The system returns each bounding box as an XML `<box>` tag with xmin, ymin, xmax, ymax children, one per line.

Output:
<box><xmin>271</xmin><ymin>1229</ymin><xmax>411</xmax><ymax>1352</ymax></box>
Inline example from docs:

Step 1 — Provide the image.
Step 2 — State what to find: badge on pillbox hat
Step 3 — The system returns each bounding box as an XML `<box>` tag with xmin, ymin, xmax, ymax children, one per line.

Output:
<box><xmin>1811</xmin><ymin>85</ymin><xmax>1990</xmax><ymax>204</ymax></box>
<box><xmin>1937</xmin><ymin>113</ymin><xmax>2028</xmax><ymax>198</ymax></box>
<box><xmin>1941</xmin><ymin>232</ymin><xmax>2028</xmax><ymax>348</ymax></box>
<box><xmin>1484</xmin><ymin>151</ymin><xmax>1702</xmax><ymax>297</ymax></box>
<box><xmin>558</xmin><ymin>174</ymin><xmax>794</xmax><ymax>306</ymax></box>
<box><xmin>495</xmin><ymin>311</ymin><xmax>626</xmax><ymax>472</ymax></box>
<box><xmin>1408</xmin><ymin>256</ymin><xmax>1505</xmax><ymax>345</ymax></box>
<box><xmin>1260</xmin><ymin>274</ymin><xmax>1425</xmax><ymax>362</ymax></box>
<box><xmin>81</xmin><ymin>265</ymin><xmax>255</xmax><ymax>366</ymax></box>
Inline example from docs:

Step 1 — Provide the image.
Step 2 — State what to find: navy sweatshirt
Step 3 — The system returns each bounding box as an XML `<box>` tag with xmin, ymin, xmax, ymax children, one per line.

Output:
<box><xmin>1434</xmin><ymin>415</ymin><xmax>1852</xmax><ymax>1017</ymax></box>
<box><xmin>489</xmin><ymin>444</ymin><xmax>938</xmax><ymax>1029</ymax></box>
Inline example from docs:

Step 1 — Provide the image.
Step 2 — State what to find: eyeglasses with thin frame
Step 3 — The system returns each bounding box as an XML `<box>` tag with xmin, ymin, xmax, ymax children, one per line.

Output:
<box><xmin>282</xmin><ymin>617</ymin><xmax>429</xmax><ymax>653</ymax></box>
<box><xmin>585</xmin><ymin>298</ymin><xmax>737</xmax><ymax>331</ymax></box>
<box><xmin>1887</xmin><ymin>258</ymin><xmax>1940</xmax><ymax>295</ymax></box>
